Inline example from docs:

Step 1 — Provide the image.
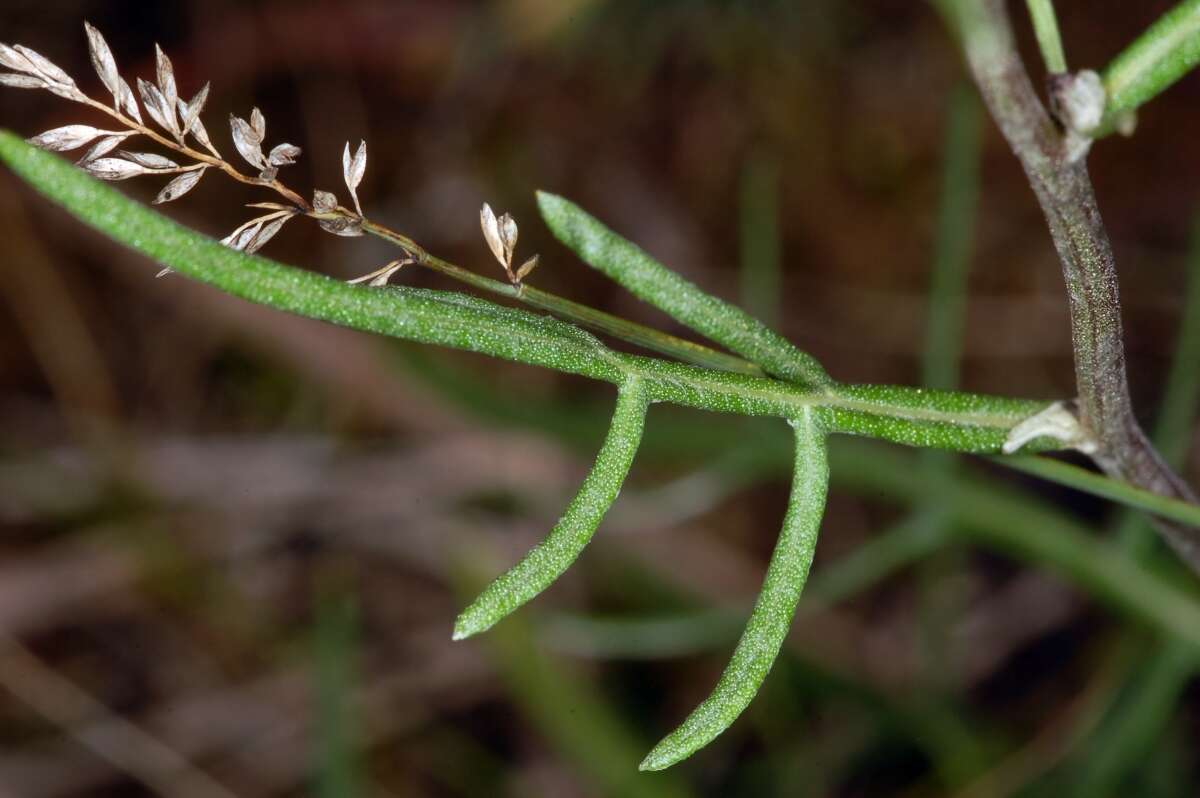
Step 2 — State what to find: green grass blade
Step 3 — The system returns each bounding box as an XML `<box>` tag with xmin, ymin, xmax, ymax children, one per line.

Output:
<box><xmin>0</xmin><ymin>131</ymin><xmax>624</xmax><ymax>385</ymax></box>
<box><xmin>998</xmin><ymin>454</ymin><xmax>1200</xmax><ymax>529</ymax></box>
<box><xmin>738</xmin><ymin>152</ymin><xmax>782</xmax><ymax>328</ymax></box>
<box><xmin>537</xmin><ymin>191</ymin><xmax>832</xmax><ymax>389</ymax></box>
<box><xmin>1025</xmin><ymin>0</ymin><xmax>1068</xmax><ymax>74</ymax></box>
<box><xmin>639</xmin><ymin>410</ymin><xmax>828</xmax><ymax>771</ymax></box>
<box><xmin>1101</xmin><ymin>0</ymin><xmax>1200</xmax><ymax>127</ymax></box>
<box><xmin>453</xmin><ymin>377</ymin><xmax>650</xmax><ymax>639</ymax></box>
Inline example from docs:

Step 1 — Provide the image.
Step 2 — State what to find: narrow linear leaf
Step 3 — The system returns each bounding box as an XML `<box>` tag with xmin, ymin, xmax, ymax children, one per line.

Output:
<box><xmin>1102</xmin><ymin>0</ymin><xmax>1200</xmax><ymax>123</ymax></box>
<box><xmin>537</xmin><ymin>192</ymin><xmax>832</xmax><ymax>390</ymax></box>
<box><xmin>640</xmin><ymin>410</ymin><xmax>828</xmax><ymax>771</ymax></box>
<box><xmin>453</xmin><ymin>377</ymin><xmax>650</xmax><ymax>640</ymax></box>
<box><xmin>0</xmin><ymin>132</ymin><xmax>621</xmax><ymax>382</ymax></box>
<box><xmin>153</xmin><ymin>168</ymin><xmax>204</xmax><ymax>204</ymax></box>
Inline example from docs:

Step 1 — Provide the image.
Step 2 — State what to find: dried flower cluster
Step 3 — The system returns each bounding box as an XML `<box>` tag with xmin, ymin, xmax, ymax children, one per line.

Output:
<box><xmin>0</xmin><ymin>23</ymin><xmax>457</xmax><ymax>286</ymax></box>
<box><xmin>480</xmin><ymin>203</ymin><xmax>539</xmax><ymax>285</ymax></box>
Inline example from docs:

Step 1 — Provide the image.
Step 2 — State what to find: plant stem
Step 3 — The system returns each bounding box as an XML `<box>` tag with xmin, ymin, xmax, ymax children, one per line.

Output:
<box><xmin>946</xmin><ymin>0</ymin><xmax>1200</xmax><ymax>571</ymax></box>
<box><xmin>1025</xmin><ymin>0</ymin><xmax>1068</xmax><ymax>74</ymax></box>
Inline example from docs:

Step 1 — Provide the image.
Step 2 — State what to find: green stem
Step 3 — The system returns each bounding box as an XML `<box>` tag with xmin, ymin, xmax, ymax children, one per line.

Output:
<box><xmin>999</xmin><ymin>455</ymin><xmax>1200</xmax><ymax>529</ymax></box>
<box><xmin>361</xmin><ymin>218</ymin><xmax>767</xmax><ymax>377</ymax></box>
<box><xmin>1025</xmin><ymin>0</ymin><xmax>1068</xmax><ymax>73</ymax></box>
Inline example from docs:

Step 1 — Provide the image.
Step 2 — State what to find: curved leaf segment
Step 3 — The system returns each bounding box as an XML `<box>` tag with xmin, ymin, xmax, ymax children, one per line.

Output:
<box><xmin>640</xmin><ymin>409</ymin><xmax>828</xmax><ymax>770</ymax></box>
<box><xmin>454</xmin><ymin>377</ymin><xmax>649</xmax><ymax>639</ymax></box>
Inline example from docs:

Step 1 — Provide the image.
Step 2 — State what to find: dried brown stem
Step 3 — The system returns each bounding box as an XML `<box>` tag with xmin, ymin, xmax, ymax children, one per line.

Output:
<box><xmin>947</xmin><ymin>0</ymin><xmax>1200</xmax><ymax>569</ymax></box>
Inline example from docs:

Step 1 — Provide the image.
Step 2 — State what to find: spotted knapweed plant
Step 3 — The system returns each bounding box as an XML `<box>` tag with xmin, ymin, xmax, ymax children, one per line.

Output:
<box><xmin>2</xmin><ymin>1</ymin><xmax>1200</xmax><ymax>771</ymax></box>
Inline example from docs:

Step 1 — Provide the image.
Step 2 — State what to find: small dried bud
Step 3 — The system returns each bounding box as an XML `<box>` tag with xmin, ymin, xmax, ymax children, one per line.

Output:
<box><xmin>313</xmin><ymin>190</ymin><xmax>338</xmax><ymax>214</ymax></box>
<box><xmin>268</xmin><ymin>143</ymin><xmax>301</xmax><ymax>167</ymax></box>
<box><xmin>230</xmin><ymin>113</ymin><xmax>266</xmax><ymax>169</ymax></box>
<box><xmin>85</xmin><ymin>157</ymin><xmax>150</xmax><ymax>181</ymax></box>
<box><xmin>76</xmin><ymin>132</ymin><xmax>133</xmax><ymax>165</ymax></box>
<box><xmin>27</xmin><ymin>124</ymin><xmax>110</xmax><ymax>152</ymax></box>
<box><xmin>84</xmin><ymin>22</ymin><xmax>120</xmax><ymax>101</ymax></box>
<box><xmin>118</xmin><ymin>150</ymin><xmax>179</xmax><ymax>170</ymax></box>
<box><xmin>319</xmin><ymin>216</ymin><xmax>364</xmax><ymax>238</ymax></box>
<box><xmin>480</xmin><ymin>203</ymin><xmax>507</xmax><ymax>269</ymax></box>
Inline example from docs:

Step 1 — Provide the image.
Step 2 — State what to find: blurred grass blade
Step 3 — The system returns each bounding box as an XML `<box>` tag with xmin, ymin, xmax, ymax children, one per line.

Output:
<box><xmin>453</xmin><ymin>377</ymin><xmax>649</xmax><ymax>640</ymax></box>
<box><xmin>639</xmin><ymin>410</ymin><xmax>828</xmax><ymax>770</ymax></box>
<box><xmin>537</xmin><ymin>191</ymin><xmax>832</xmax><ymax>389</ymax></box>
<box><xmin>738</xmin><ymin>152</ymin><xmax>781</xmax><ymax>328</ymax></box>
<box><xmin>999</xmin><ymin>454</ymin><xmax>1200</xmax><ymax>529</ymax></box>
<box><xmin>313</xmin><ymin>583</ymin><xmax>363</xmax><ymax>798</ymax></box>
<box><xmin>922</xmin><ymin>82</ymin><xmax>981</xmax><ymax>395</ymax></box>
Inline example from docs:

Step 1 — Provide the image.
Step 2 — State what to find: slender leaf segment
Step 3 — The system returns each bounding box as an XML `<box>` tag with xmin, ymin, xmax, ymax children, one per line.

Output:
<box><xmin>454</xmin><ymin>377</ymin><xmax>650</xmax><ymax>640</ymax></box>
<box><xmin>640</xmin><ymin>410</ymin><xmax>829</xmax><ymax>771</ymax></box>
<box><xmin>538</xmin><ymin>191</ymin><xmax>833</xmax><ymax>391</ymax></box>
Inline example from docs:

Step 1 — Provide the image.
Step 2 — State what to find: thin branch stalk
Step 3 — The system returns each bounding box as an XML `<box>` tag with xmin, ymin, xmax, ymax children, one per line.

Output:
<box><xmin>952</xmin><ymin>0</ymin><xmax>1200</xmax><ymax>568</ymax></box>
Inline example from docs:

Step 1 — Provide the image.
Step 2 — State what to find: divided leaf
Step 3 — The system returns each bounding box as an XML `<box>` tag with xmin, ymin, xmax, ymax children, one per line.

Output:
<box><xmin>640</xmin><ymin>411</ymin><xmax>829</xmax><ymax>771</ymax></box>
<box><xmin>453</xmin><ymin>377</ymin><xmax>650</xmax><ymax>640</ymax></box>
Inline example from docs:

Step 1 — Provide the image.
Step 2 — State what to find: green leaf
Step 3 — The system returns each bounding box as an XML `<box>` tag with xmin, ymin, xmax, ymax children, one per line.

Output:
<box><xmin>453</xmin><ymin>377</ymin><xmax>650</xmax><ymax>639</ymax></box>
<box><xmin>537</xmin><ymin>191</ymin><xmax>832</xmax><ymax>390</ymax></box>
<box><xmin>1102</xmin><ymin>0</ymin><xmax>1200</xmax><ymax>127</ymax></box>
<box><xmin>639</xmin><ymin>409</ymin><xmax>829</xmax><ymax>771</ymax></box>
<box><xmin>0</xmin><ymin>130</ymin><xmax>624</xmax><ymax>383</ymax></box>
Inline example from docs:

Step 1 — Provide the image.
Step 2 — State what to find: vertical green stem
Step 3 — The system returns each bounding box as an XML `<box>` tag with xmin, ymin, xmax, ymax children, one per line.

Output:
<box><xmin>1025</xmin><ymin>0</ymin><xmax>1068</xmax><ymax>73</ymax></box>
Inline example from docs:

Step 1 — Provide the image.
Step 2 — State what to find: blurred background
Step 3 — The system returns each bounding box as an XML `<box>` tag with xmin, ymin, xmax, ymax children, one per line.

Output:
<box><xmin>1</xmin><ymin>1</ymin><xmax>1199</xmax><ymax>796</ymax></box>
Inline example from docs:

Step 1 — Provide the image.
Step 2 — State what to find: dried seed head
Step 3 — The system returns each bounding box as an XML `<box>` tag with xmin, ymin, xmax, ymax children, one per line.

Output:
<box><xmin>0</xmin><ymin>73</ymin><xmax>45</xmax><ymax>89</ymax></box>
<box><xmin>268</xmin><ymin>143</ymin><xmax>301</xmax><ymax>167</ymax></box>
<box><xmin>515</xmin><ymin>254</ymin><xmax>540</xmax><ymax>282</ymax></box>
<box><xmin>251</xmin><ymin>107</ymin><xmax>266</xmax><ymax>140</ymax></box>
<box><xmin>0</xmin><ymin>44</ymin><xmax>36</xmax><ymax>75</ymax></box>
<box><xmin>26</xmin><ymin>124</ymin><xmax>112</xmax><ymax>152</ymax></box>
<box><xmin>230</xmin><ymin>113</ymin><xmax>266</xmax><ymax>169</ymax></box>
<box><xmin>117</xmin><ymin>76</ymin><xmax>142</xmax><ymax>123</ymax></box>
<box><xmin>179</xmin><ymin>83</ymin><xmax>209</xmax><ymax>137</ymax></box>
<box><xmin>319</xmin><ymin>216</ymin><xmax>364</xmax><ymax>238</ymax></box>
<box><xmin>76</xmin><ymin>132</ymin><xmax>133</xmax><ymax>165</ymax></box>
<box><xmin>85</xmin><ymin>157</ymin><xmax>151</xmax><ymax>181</ymax></box>
<box><xmin>117</xmin><ymin>150</ymin><xmax>178</xmax><ymax>170</ymax></box>
<box><xmin>154</xmin><ymin>44</ymin><xmax>177</xmax><ymax>118</ymax></box>
<box><xmin>480</xmin><ymin>203</ymin><xmax>507</xmax><ymax>268</ymax></box>
<box><xmin>153</xmin><ymin>168</ymin><xmax>205</xmax><ymax>204</ymax></box>
<box><xmin>84</xmin><ymin>22</ymin><xmax>120</xmax><ymax>100</ymax></box>
<box><xmin>342</xmin><ymin>140</ymin><xmax>367</xmax><ymax>216</ymax></box>
<box><xmin>13</xmin><ymin>45</ymin><xmax>74</xmax><ymax>87</ymax></box>
<box><xmin>138</xmin><ymin>77</ymin><xmax>178</xmax><ymax>137</ymax></box>
<box><xmin>313</xmin><ymin>190</ymin><xmax>338</xmax><ymax>214</ymax></box>
<box><xmin>348</xmin><ymin>259</ymin><xmax>409</xmax><ymax>287</ymax></box>
<box><xmin>498</xmin><ymin>213</ymin><xmax>518</xmax><ymax>265</ymax></box>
